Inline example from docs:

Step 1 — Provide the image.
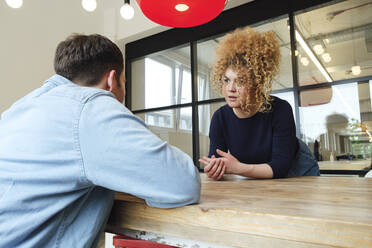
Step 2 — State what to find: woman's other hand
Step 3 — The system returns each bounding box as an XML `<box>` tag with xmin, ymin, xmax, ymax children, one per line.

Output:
<box><xmin>199</xmin><ymin>155</ymin><xmax>226</xmax><ymax>180</ymax></box>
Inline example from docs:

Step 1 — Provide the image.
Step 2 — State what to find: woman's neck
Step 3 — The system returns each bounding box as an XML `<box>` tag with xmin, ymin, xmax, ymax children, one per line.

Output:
<box><xmin>232</xmin><ymin>101</ymin><xmax>263</xmax><ymax>118</ymax></box>
<box><xmin>233</xmin><ymin>107</ymin><xmax>257</xmax><ymax>119</ymax></box>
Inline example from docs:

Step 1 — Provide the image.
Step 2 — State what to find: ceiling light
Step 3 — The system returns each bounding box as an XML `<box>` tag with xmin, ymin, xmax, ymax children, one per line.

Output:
<box><xmin>322</xmin><ymin>53</ymin><xmax>332</xmax><ymax>63</ymax></box>
<box><xmin>5</xmin><ymin>0</ymin><xmax>23</xmax><ymax>8</ymax></box>
<box><xmin>296</xmin><ymin>30</ymin><xmax>332</xmax><ymax>82</ymax></box>
<box><xmin>313</xmin><ymin>44</ymin><xmax>324</xmax><ymax>55</ymax></box>
<box><xmin>136</xmin><ymin>0</ymin><xmax>226</xmax><ymax>28</ymax></box>
<box><xmin>301</xmin><ymin>57</ymin><xmax>309</xmax><ymax>66</ymax></box>
<box><xmin>289</xmin><ymin>50</ymin><xmax>299</xmax><ymax>56</ymax></box>
<box><xmin>351</xmin><ymin>65</ymin><xmax>361</xmax><ymax>75</ymax></box>
<box><xmin>82</xmin><ymin>0</ymin><xmax>97</xmax><ymax>12</ymax></box>
<box><xmin>175</xmin><ymin>4</ymin><xmax>189</xmax><ymax>12</ymax></box>
<box><xmin>121</xmin><ymin>0</ymin><xmax>134</xmax><ymax>20</ymax></box>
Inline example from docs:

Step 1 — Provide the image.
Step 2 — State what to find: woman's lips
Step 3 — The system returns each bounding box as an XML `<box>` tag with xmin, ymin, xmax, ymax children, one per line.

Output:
<box><xmin>228</xmin><ymin>96</ymin><xmax>237</xmax><ymax>101</ymax></box>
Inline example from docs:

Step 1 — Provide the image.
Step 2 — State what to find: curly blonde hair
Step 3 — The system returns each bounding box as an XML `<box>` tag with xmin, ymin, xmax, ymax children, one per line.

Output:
<box><xmin>211</xmin><ymin>26</ymin><xmax>280</xmax><ymax>112</ymax></box>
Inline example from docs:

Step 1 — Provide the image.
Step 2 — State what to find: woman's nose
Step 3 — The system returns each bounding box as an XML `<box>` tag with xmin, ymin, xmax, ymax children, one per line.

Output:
<box><xmin>227</xmin><ymin>81</ymin><xmax>236</xmax><ymax>91</ymax></box>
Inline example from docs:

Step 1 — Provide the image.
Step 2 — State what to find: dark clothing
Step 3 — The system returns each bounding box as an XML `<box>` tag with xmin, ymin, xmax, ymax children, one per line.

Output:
<box><xmin>314</xmin><ymin>140</ymin><xmax>320</xmax><ymax>161</ymax></box>
<box><xmin>287</xmin><ymin>139</ymin><xmax>320</xmax><ymax>177</ymax></box>
<box><xmin>208</xmin><ymin>97</ymin><xmax>298</xmax><ymax>178</ymax></box>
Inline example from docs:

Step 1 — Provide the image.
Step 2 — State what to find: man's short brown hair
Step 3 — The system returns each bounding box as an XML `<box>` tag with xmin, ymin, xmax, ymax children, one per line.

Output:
<box><xmin>54</xmin><ymin>34</ymin><xmax>124</xmax><ymax>86</ymax></box>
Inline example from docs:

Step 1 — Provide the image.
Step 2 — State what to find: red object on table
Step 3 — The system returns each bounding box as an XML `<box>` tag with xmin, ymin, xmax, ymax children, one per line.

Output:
<box><xmin>113</xmin><ymin>235</ymin><xmax>180</xmax><ymax>248</ymax></box>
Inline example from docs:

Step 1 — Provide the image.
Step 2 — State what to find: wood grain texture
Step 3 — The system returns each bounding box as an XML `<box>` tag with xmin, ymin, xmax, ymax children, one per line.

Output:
<box><xmin>318</xmin><ymin>160</ymin><xmax>371</xmax><ymax>170</ymax></box>
<box><xmin>107</xmin><ymin>174</ymin><xmax>372</xmax><ymax>248</ymax></box>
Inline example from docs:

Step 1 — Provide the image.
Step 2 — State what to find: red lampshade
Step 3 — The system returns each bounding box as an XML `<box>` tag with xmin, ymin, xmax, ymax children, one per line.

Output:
<box><xmin>136</xmin><ymin>0</ymin><xmax>226</xmax><ymax>28</ymax></box>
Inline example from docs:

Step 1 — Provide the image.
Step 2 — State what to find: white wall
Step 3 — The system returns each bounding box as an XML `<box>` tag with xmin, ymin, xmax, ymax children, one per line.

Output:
<box><xmin>0</xmin><ymin>0</ymin><xmax>105</xmax><ymax>113</ymax></box>
<box><xmin>0</xmin><ymin>0</ymin><xmax>252</xmax><ymax>114</ymax></box>
<box><xmin>0</xmin><ymin>0</ymin><xmax>167</xmax><ymax>114</ymax></box>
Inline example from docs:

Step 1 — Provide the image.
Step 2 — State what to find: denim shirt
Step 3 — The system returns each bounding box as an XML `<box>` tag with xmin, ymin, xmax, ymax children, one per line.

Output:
<box><xmin>0</xmin><ymin>75</ymin><xmax>201</xmax><ymax>247</ymax></box>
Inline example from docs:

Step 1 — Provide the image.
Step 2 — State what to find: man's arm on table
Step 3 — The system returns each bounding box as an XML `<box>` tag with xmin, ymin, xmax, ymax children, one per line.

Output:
<box><xmin>78</xmin><ymin>95</ymin><xmax>200</xmax><ymax>208</ymax></box>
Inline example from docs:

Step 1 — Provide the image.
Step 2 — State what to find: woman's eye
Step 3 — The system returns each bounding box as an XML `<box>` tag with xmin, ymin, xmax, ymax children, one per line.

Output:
<box><xmin>223</xmin><ymin>78</ymin><xmax>229</xmax><ymax>83</ymax></box>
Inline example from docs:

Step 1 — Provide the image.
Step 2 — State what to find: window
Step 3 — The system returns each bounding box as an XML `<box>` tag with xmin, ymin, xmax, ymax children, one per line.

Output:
<box><xmin>145</xmin><ymin>58</ymin><xmax>174</xmax><ymax>109</ymax></box>
<box><xmin>299</xmin><ymin>82</ymin><xmax>372</xmax><ymax>164</ymax></box>
<box><xmin>295</xmin><ymin>0</ymin><xmax>372</xmax><ymax>85</ymax></box>
<box><xmin>128</xmin><ymin>0</ymin><xmax>372</xmax><ymax>172</ymax></box>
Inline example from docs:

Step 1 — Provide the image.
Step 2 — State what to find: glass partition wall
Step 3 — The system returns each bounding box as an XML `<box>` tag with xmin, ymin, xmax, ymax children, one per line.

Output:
<box><xmin>196</xmin><ymin>16</ymin><xmax>295</xmax><ymax>168</ymax></box>
<box><xmin>128</xmin><ymin>0</ymin><xmax>372</xmax><ymax>175</ymax></box>
<box><xmin>131</xmin><ymin>45</ymin><xmax>194</xmax><ymax>158</ymax></box>
<box><xmin>294</xmin><ymin>0</ymin><xmax>372</xmax><ymax>175</ymax></box>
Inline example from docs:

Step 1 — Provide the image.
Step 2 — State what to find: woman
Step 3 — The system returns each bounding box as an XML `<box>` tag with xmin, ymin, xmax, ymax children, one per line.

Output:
<box><xmin>199</xmin><ymin>27</ymin><xmax>300</xmax><ymax>180</ymax></box>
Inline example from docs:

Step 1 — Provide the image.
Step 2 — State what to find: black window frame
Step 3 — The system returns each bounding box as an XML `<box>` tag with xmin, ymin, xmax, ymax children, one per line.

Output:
<box><xmin>124</xmin><ymin>0</ymin><xmax>372</xmax><ymax>176</ymax></box>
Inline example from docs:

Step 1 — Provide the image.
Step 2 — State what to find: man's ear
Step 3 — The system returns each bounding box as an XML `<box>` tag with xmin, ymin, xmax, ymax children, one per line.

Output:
<box><xmin>107</xmin><ymin>70</ymin><xmax>116</xmax><ymax>92</ymax></box>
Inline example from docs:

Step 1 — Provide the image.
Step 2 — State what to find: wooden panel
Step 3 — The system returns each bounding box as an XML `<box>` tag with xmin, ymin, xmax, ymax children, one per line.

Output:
<box><xmin>318</xmin><ymin>160</ymin><xmax>371</xmax><ymax>170</ymax></box>
<box><xmin>108</xmin><ymin>174</ymin><xmax>372</xmax><ymax>248</ymax></box>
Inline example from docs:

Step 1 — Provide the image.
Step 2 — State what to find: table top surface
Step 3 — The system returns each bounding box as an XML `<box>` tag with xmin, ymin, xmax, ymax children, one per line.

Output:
<box><xmin>109</xmin><ymin>174</ymin><xmax>372</xmax><ymax>248</ymax></box>
<box><xmin>318</xmin><ymin>160</ymin><xmax>371</xmax><ymax>170</ymax></box>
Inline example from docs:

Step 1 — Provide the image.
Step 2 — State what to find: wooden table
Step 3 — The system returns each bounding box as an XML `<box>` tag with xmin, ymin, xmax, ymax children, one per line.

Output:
<box><xmin>107</xmin><ymin>174</ymin><xmax>372</xmax><ymax>248</ymax></box>
<box><xmin>318</xmin><ymin>160</ymin><xmax>371</xmax><ymax>170</ymax></box>
<box><xmin>318</xmin><ymin>160</ymin><xmax>371</xmax><ymax>176</ymax></box>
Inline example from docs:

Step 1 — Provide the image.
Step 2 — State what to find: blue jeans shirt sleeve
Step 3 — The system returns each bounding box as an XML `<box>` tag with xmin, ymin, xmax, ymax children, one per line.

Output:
<box><xmin>0</xmin><ymin>75</ymin><xmax>200</xmax><ymax>248</ymax></box>
<box><xmin>79</xmin><ymin>95</ymin><xmax>201</xmax><ymax>208</ymax></box>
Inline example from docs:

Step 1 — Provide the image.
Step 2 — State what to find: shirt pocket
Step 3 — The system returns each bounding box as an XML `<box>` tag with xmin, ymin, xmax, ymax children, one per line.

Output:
<box><xmin>0</xmin><ymin>178</ymin><xmax>14</xmax><ymax>203</ymax></box>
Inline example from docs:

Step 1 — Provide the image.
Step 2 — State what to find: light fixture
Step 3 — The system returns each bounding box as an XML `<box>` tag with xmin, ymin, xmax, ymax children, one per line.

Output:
<box><xmin>313</xmin><ymin>44</ymin><xmax>324</xmax><ymax>55</ymax></box>
<box><xmin>175</xmin><ymin>4</ymin><xmax>189</xmax><ymax>12</ymax></box>
<box><xmin>5</xmin><ymin>0</ymin><xmax>23</xmax><ymax>8</ymax></box>
<box><xmin>136</xmin><ymin>0</ymin><xmax>226</xmax><ymax>28</ymax></box>
<box><xmin>121</xmin><ymin>0</ymin><xmax>134</xmax><ymax>20</ymax></box>
<box><xmin>300</xmin><ymin>57</ymin><xmax>309</xmax><ymax>66</ymax></box>
<box><xmin>82</xmin><ymin>0</ymin><xmax>97</xmax><ymax>12</ymax></box>
<box><xmin>351</xmin><ymin>65</ymin><xmax>361</xmax><ymax>75</ymax></box>
<box><xmin>289</xmin><ymin>50</ymin><xmax>299</xmax><ymax>56</ymax></box>
<box><xmin>322</xmin><ymin>53</ymin><xmax>332</xmax><ymax>63</ymax></box>
<box><xmin>295</xmin><ymin>30</ymin><xmax>332</xmax><ymax>82</ymax></box>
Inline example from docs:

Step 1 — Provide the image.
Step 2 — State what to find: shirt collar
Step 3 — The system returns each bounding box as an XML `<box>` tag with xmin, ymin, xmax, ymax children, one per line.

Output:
<box><xmin>44</xmin><ymin>74</ymin><xmax>74</xmax><ymax>87</ymax></box>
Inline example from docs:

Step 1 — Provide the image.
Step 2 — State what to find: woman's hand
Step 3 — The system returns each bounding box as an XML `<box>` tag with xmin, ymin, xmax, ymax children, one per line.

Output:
<box><xmin>216</xmin><ymin>149</ymin><xmax>242</xmax><ymax>174</ymax></box>
<box><xmin>199</xmin><ymin>155</ymin><xmax>226</xmax><ymax>180</ymax></box>
<box><xmin>200</xmin><ymin>150</ymin><xmax>273</xmax><ymax>179</ymax></box>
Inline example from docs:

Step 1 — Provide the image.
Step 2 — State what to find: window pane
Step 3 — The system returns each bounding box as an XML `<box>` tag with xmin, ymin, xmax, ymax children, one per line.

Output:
<box><xmin>135</xmin><ymin>107</ymin><xmax>193</xmax><ymax>158</ymax></box>
<box><xmin>180</xmin><ymin>69</ymin><xmax>192</xmax><ymax>104</ymax></box>
<box><xmin>196</xmin><ymin>38</ymin><xmax>222</xmax><ymax>101</ymax></box>
<box><xmin>136</xmin><ymin>109</ymin><xmax>174</xmax><ymax>128</ymax></box>
<box><xmin>196</xmin><ymin>15</ymin><xmax>293</xmax><ymax>101</ymax></box>
<box><xmin>299</xmin><ymin>81</ymin><xmax>372</xmax><ymax>172</ymax></box>
<box><xmin>179</xmin><ymin>107</ymin><xmax>192</xmax><ymax>131</ymax></box>
<box><xmin>198</xmin><ymin>101</ymin><xmax>226</xmax><ymax>168</ymax></box>
<box><xmin>145</xmin><ymin>58</ymin><xmax>173</xmax><ymax>108</ymax></box>
<box><xmin>295</xmin><ymin>0</ymin><xmax>372</xmax><ymax>85</ymax></box>
<box><xmin>131</xmin><ymin>44</ymin><xmax>191</xmax><ymax>111</ymax></box>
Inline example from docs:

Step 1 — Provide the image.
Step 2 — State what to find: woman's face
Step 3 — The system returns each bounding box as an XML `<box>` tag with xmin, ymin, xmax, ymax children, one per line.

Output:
<box><xmin>223</xmin><ymin>67</ymin><xmax>252</xmax><ymax>109</ymax></box>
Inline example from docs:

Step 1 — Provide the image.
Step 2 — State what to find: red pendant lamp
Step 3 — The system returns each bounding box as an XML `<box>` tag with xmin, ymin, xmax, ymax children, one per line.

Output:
<box><xmin>136</xmin><ymin>0</ymin><xmax>227</xmax><ymax>28</ymax></box>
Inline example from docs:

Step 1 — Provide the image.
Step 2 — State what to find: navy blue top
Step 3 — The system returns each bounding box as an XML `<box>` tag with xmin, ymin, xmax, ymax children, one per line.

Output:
<box><xmin>208</xmin><ymin>96</ymin><xmax>298</xmax><ymax>178</ymax></box>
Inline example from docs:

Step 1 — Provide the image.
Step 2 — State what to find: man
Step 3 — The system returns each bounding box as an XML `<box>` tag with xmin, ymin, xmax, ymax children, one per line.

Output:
<box><xmin>0</xmin><ymin>34</ymin><xmax>200</xmax><ymax>247</ymax></box>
